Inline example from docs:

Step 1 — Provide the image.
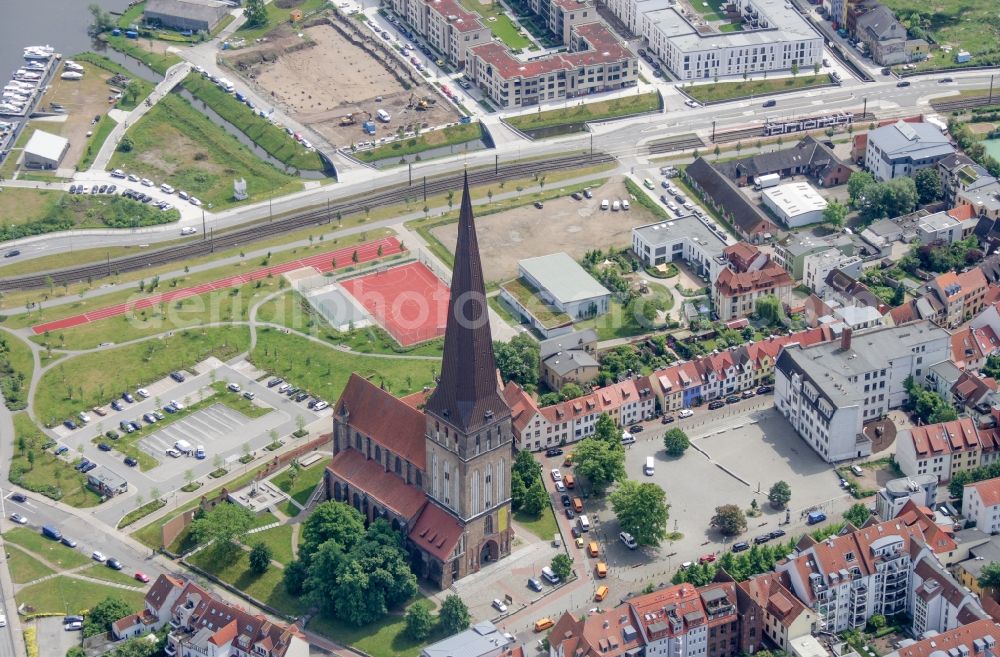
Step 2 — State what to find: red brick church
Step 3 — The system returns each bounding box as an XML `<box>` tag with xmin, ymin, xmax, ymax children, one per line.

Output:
<box><xmin>325</xmin><ymin>176</ymin><xmax>514</xmax><ymax>588</ymax></box>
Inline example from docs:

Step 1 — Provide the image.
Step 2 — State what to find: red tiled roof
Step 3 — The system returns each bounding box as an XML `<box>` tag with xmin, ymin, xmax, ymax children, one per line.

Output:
<box><xmin>549</xmin><ymin>606</ymin><xmax>643</xmax><ymax>657</ymax></box>
<box><xmin>889</xmin><ymin>300</ymin><xmax>920</xmax><ymax>325</ymax></box>
<box><xmin>894</xmin><ymin>619</ymin><xmax>1000</xmax><ymax>657</ymax></box>
<box><xmin>335</xmin><ymin>373</ymin><xmax>427</xmax><ymax>470</ymax></box>
<box><xmin>738</xmin><ymin>572</ymin><xmax>808</xmax><ymax>627</ymax></box>
<box><xmin>907</xmin><ymin>418</ymin><xmax>980</xmax><ymax>458</ymax></box>
<box><xmin>327</xmin><ymin>449</ymin><xmax>428</xmax><ymax>521</ymax></box>
<box><xmin>503</xmin><ymin>381</ymin><xmax>542</xmax><ymax>434</ymax></box>
<box><xmin>715</xmin><ymin>262</ymin><xmax>793</xmax><ymax>298</ymax></box>
<box><xmin>408</xmin><ymin>502</ymin><xmax>463</xmax><ymax>562</ymax></box>
<box><xmin>949</xmin><ymin>204</ymin><xmax>977</xmax><ymax>221</ymax></box>
<box><xmin>934</xmin><ymin>268</ymin><xmax>988</xmax><ymax>300</ymax></box>
<box><xmin>424</xmin><ymin>0</ymin><xmax>485</xmax><ymax>33</ymax></box>
<box><xmin>968</xmin><ymin>477</ymin><xmax>1000</xmax><ymax>508</ymax></box>
<box><xmin>146</xmin><ymin>574</ymin><xmax>184</xmax><ymax>612</ymax></box>
<box><xmin>400</xmin><ymin>388</ymin><xmax>433</xmax><ymax>410</ymax></box>
<box><xmin>895</xmin><ymin>499</ymin><xmax>957</xmax><ymax>554</ymax></box>
<box><xmin>723</xmin><ymin>242</ymin><xmax>762</xmax><ymax>272</ymax></box>
<box><xmin>209</xmin><ymin>620</ymin><xmax>238</xmax><ymax>647</ymax></box>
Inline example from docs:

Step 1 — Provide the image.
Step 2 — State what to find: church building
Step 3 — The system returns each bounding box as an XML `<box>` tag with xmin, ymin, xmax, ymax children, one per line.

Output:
<box><xmin>325</xmin><ymin>176</ymin><xmax>514</xmax><ymax>588</ymax></box>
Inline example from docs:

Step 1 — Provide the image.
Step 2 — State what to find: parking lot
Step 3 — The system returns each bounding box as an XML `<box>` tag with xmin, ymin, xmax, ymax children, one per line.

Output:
<box><xmin>539</xmin><ymin>403</ymin><xmax>854</xmax><ymax>599</ymax></box>
<box><xmin>138</xmin><ymin>403</ymin><xmax>253</xmax><ymax>461</ymax></box>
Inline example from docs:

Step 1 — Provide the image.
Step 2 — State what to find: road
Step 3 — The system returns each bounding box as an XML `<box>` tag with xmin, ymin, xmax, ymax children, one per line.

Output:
<box><xmin>0</xmin><ymin>62</ymin><xmax>993</xmax><ymax>265</ymax></box>
<box><xmin>0</xmin><ymin>399</ymin><xmax>26</xmax><ymax>657</ymax></box>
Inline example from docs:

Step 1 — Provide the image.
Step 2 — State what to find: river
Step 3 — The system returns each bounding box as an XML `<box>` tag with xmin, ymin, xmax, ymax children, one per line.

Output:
<box><xmin>0</xmin><ymin>0</ymin><xmax>133</xmax><ymax>79</ymax></box>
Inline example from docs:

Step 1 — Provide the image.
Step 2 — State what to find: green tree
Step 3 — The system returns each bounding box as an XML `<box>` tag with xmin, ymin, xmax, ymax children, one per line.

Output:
<box><xmin>67</xmin><ymin>648</ymin><xmax>88</xmax><ymax>657</ymax></box>
<box><xmin>520</xmin><ymin>477</ymin><xmax>549</xmax><ymax>516</ymax></box>
<box><xmin>118</xmin><ymin>135</ymin><xmax>134</xmax><ymax>153</ymax></box>
<box><xmin>593</xmin><ymin>412</ymin><xmax>620</xmax><ymax>444</ymax></box>
<box><xmin>405</xmin><ymin>601</ymin><xmax>435</xmax><ymax>640</ymax></box>
<box><xmin>755</xmin><ymin>295</ymin><xmax>783</xmax><ymax>324</ymax></box>
<box><xmin>551</xmin><ymin>553</ymin><xmax>574</xmax><ymax>581</ymax></box>
<box><xmin>249</xmin><ymin>541</ymin><xmax>273</xmax><ymax>575</ymax></box>
<box><xmin>791</xmin><ymin>62</ymin><xmax>800</xmax><ymax>77</ymax></box>
<box><xmin>84</xmin><ymin>596</ymin><xmax>133</xmax><ymax>637</ymax></box>
<box><xmin>868</xmin><ymin>614</ymin><xmax>887</xmax><ymax>631</ymax></box>
<box><xmin>711</xmin><ymin>504</ymin><xmax>747</xmax><ymax>536</ymax></box>
<box><xmin>978</xmin><ymin>561</ymin><xmax>1000</xmax><ymax>590</ymax></box>
<box><xmin>768</xmin><ymin>481</ymin><xmax>791</xmax><ymax>509</ymax></box>
<box><xmin>189</xmin><ymin>502</ymin><xmax>255</xmax><ymax>561</ymax></box>
<box><xmin>107</xmin><ymin>638</ymin><xmax>159</xmax><ymax>657</ymax></box>
<box><xmin>843</xmin><ymin>502</ymin><xmax>871</xmax><ymax>527</ymax></box>
<box><xmin>573</xmin><ymin>435</ymin><xmax>625</xmax><ymax>494</ymax></box>
<box><xmin>87</xmin><ymin>3</ymin><xmax>115</xmax><ymax>35</ymax></box>
<box><xmin>300</xmin><ymin>500</ymin><xmax>366</xmax><ymax>559</ymax></box>
<box><xmin>914</xmin><ymin>167</ymin><xmax>943</xmax><ymax>204</ymax></box>
<box><xmin>494</xmin><ymin>334</ymin><xmax>540</xmax><ymax>388</ymax></box>
<box><xmin>905</xmin><ymin>376</ymin><xmax>958</xmax><ymax>424</ymax></box>
<box><xmin>610</xmin><ymin>480</ymin><xmax>670</xmax><ymax>546</ymax></box>
<box><xmin>663</xmin><ymin>428</ymin><xmax>690</xmax><ymax>457</ymax></box>
<box><xmin>847</xmin><ymin>170</ymin><xmax>876</xmax><ymax>205</ymax></box>
<box><xmin>244</xmin><ymin>0</ymin><xmax>268</xmax><ymax>27</ymax></box>
<box><xmin>823</xmin><ymin>200</ymin><xmax>849</xmax><ymax>228</ymax></box>
<box><xmin>439</xmin><ymin>594</ymin><xmax>471</xmax><ymax>635</ymax></box>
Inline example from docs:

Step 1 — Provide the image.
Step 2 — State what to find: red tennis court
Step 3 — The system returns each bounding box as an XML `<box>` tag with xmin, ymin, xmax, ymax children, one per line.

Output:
<box><xmin>341</xmin><ymin>262</ymin><xmax>450</xmax><ymax>346</ymax></box>
<box><xmin>32</xmin><ymin>236</ymin><xmax>402</xmax><ymax>334</ymax></box>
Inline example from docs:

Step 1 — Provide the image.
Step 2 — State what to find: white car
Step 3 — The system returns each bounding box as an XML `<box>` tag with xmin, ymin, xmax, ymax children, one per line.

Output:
<box><xmin>492</xmin><ymin>599</ymin><xmax>508</xmax><ymax>613</ymax></box>
<box><xmin>313</xmin><ymin>401</ymin><xmax>329</xmax><ymax>411</ymax></box>
<box><xmin>611</xmin><ymin>200</ymin><xmax>621</xmax><ymax>211</ymax></box>
<box><xmin>136</xmin><ymin>388</ymin><xmax>150</xmax><ymax>399</ymax></box>
<box><xmin>678</xmin><ymin>409</ymin><xmax>694</xmax><ymax>419</ymax></box>
<box><xmin>189</xmin><ymin>197</ymin><xmax>202</xmax><ymax>206</ymax></box>
<box><xmin>621</xmin><ymin>199</ymin><xmax>630</xmax><ymax>210</ymax></box>
<box><xmin>180</xmin><ymin>227</ymin><xmax>197</xmax><ymax>236</ymax></box>
<box><xmin>555</xmin><ymin>481</ymin><xmax>566</xmax><ymax>492</ymax></box>
<box><xmin>9</xmin><ymin>513</ymin><xmax>27</xmax><ymax>525</ymax></box>
<box><xmin>600</xmin><ymin>199</ymin><xmax>610</xmax><ymax>210</ymax></box>
<box><xmin>64</xmin><ymin>621</ymin><xmax>82</xmax><ymax>631</ymax></box>
<box><xmin>140</xmin><ymin>178</ymin><xmax>154</xmax><ymax>187</ymax></box>
<box><xmin>170</xmin><ymin>399</ymin><xmax>185</xmax><ymax>410</ymax></box>
<box><xmin>0</xmin><ymin>612</ymin><xmax>6</xmax><ymax>627</ymax></box>
<box><xmin>127</xmin><ymin>173</ymin><xmax>139</xmax><ymax>182</ymax></box>
<box><xmin>178</xmin><ymin>190</ymin><xmax>190</xmax><ymax>200</ymax></box>
<box><xmin>619</xmin><ymin>531</ymin><xmax>638</xmax><ymax>550</ymax></box>
<box><xmin>160</xmin><ymin>183</ymin><xmax>174</xmax><ymax>194</ymax></box>
<box><xmin>166</xmin><ymin>448</ymin><xmax>181</xmax><ymax>458</ymax></box>
<box><xmin>684</xmin><ymin>99</ymin><xmax>701</xmax><ymax>108</ymax></box>
<box><xmin>227</xmin><ymin>382</ymin><xmax>241</xmax><ymax>392</ymax></box>
<box><xmin>92</xmin><ymin>550</ymin><xmax>106</xmax><ymax>562</ymax></box>
<box><xmin>78</xmin><ymin>411</ymin><xmax>91</xmax><ymax>423</ymax></box>
<box><xmin>110</xmin><ymin>169</ymin><xmax>125</xmax><ymax>179</ymax></box>
<box><xmin>550</xmin><ymin>468</ymin><xmax>562</xmax><ymax>482</ymax></box>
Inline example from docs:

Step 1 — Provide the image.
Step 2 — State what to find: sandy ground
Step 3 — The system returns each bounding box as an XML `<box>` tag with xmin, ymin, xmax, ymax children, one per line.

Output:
<box><xmin>236</xmin><ymin>22</ymin><xmax>458</xmax><ymax>148</ymax></box>
<box><xmin>35</xmin><ymin>61</ymin><xmax>121</xmax><ymax>169</ymax></box>
<box><xmin>432</xmin><ymin>179</ymin><xmax>661</xmax><ymax>284</ymax></box>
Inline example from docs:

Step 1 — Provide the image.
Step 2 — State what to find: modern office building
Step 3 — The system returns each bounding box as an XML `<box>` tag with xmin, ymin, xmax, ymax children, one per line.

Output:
<box><xmin>864</xmin><ymin>121</ymin><xmax>955</xmax><ymax>182</ymax></box>
<box><xmin>631</xmin><ymin>214</ymin><xmax>730</xmax><ymax>283</ymax></box>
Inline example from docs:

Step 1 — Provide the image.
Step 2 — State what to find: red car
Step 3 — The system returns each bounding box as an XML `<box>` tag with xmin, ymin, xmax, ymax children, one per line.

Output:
<box><xmin>699</xmin><ymin>553</ymin><xmax>717</xmax><ymax>564</ymax></box>
<box><xmin>134</xmin><ymin>572</ymin><xmax>150</xmax><ymax>583</ymax></box>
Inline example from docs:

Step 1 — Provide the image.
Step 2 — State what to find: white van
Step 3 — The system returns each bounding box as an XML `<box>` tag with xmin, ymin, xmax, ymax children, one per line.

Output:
<box><xmin>376</xmin><ymin>108</ymin><xmax>391</xmax><ymax>122</ymax></box>
<box><xmin>621</xmin><ymin>431</ymin><xmax>635</xmax><ymax>445</ymax></box>
<box><xmin>541</xmin><ymin>566</ymin><xmax>560</xmax><ymax>584</ymax></box>
<box><xmin>174</xmin><ymin>439</ymin><xmax>193</xmax><ymax>454</ymax></box>
<box><xmin>578</xmin><ymin>515</ymin><xmax>590</xmax><ymax>532</ymax></box>
<box><xmin>644</xmin><ymin>456</ymin><xmax>655</xmax><ymax>476</ymax></box>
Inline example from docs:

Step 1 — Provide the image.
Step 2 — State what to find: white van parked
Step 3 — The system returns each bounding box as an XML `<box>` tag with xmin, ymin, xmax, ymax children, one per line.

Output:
<box><xmin>376</xmin><ymin>108</ymin><xmax>391</xmax><ymax>122</ymax></box>
<box><xmin>644</xmin><ymin>456</ymin><xmax>655</xmax><ymax>476</ymax></box>
<box><xmin>578</xmin><ymin>515</ymin><xmax>590</xmax><ymax>532</ymax></box>
<box><xmin>541</xmin><ymin>566</ymin><xmax>560</xmax><ymax>584</ymax></box>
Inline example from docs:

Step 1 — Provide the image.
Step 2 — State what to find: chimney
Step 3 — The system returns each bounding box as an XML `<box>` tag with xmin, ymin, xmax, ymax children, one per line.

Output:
<box><xmin>841</xmin><ymin>327</ymin><xmax>852</xmax><ymax>351</ymax></box>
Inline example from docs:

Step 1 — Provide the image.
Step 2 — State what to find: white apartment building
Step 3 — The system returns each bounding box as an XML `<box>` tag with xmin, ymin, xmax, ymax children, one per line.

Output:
<box><xmin>631</xmin><ymin>215</ymin><xmax>730</xmax><ymax>283</ymax></box>
<box><xmin>606</xmin><ymin>0</ymin><xmax>822</xmax><ymax>80</ymax></box>
<box><xmin>803</xmin><ymin>248</ymin><xmax>863</xmax><ymax>296</ymax></box>
<box><xmin>963</xmin><ymin>478</ymin><xmax>1000</xmax><ymax>536</ymax></box>
<box><xmin>864</xmin><ymin>121</ymin><xmax>956</xmax><ymax>182</ymax></box>
<box><xmin>774</xmin><ymin>322</ymin><xmax>950</xmax><ymax>463</ymax></box>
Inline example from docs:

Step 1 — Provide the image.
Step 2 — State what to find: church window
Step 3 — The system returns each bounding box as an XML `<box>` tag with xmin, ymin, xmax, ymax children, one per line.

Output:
<box><xmin>375</xmin><ymin>446</ymin><xmax>381</xmax><ymax>462</ymax></box>
<box><xmin>475</xmin><ymin>435</ymin><xmax>480</xmax><ymax>455</ymax></box>
<box><xmin>354</xmin><ymin>433</ymin><xmax>362</xmax><ymax>450</ymax></box>
<box><xmin>395</xmin><ymin>456</ymin><xmax>402</xmax><ymax>475</ymax></box>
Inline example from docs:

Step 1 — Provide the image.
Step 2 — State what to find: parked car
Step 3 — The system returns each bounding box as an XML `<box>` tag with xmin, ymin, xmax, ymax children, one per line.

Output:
<box><xmin>268</xmin><ymin>377</ymin><xmax>283</xmax><ymax>387</ymax></box>
<box><xmin>660</xmin><ymin>415</ymin><xmax>675</xmax><ymax>424</ymax></box>
<box><xmin>63</xmin><ymin>419</ymin><xmax>77</xmax><ymax>430</ymax></box>
<box><xmin>143</xmin><ymin>413</ymin><xmax>157</xmax><ymax>423</ymax></box>
<box><xmin>731</xmin><ymin>541</ymin><xmax>750</xmax><ymax>553</ymax></box>
<box><xmin>756</xmin><ymin>385</ymin><xmax>773</xmax><ymax>394</ymax></box>
<box><xmin>54</xmin><ymin>446</ymin><xmax>69</xmax><ymax>456</ymax></box>
<box><xmin>111</xmin><ymin>400</ymin><xmax>124</xmax><ymax>411</ymax></box>
<box><xmin>65</xmin><ymin>621</ymin><xmax>83</xmax><ymax>631</ymax></box>
<box><xmin>61</xmin><ymin>536</ymin><xmax>78</xmax><ymax>548</ymax></box>
<box><xmin>313</xmin><ymin>401</ymin><xmax>329</xmax><ymax>411</ymax></box>
<box><xmin>122</xmin><ymin>391</ymin><xmax>135</xmax><ymax>403</ymax></box>
<box><xmin>707</xmin><ymin>400</ymin><xmax>725</xmax><ymax>410</ymax></box>
<box><xmin>629</xmin><ymin>424</ymin><xmax>643</xmax><ymax>433</ymax></box>
<box><xmin>9</xmin><ymin>513</ymin><xmax>27</xmax><ymax>525</ymax></box>
<box><xmin>10</xmin><ymin>492</ymin><xmax>26</xmax><ymax>503</ymax></box>
<box><xmin>699</xmin><ymin>553</ymin><xmax>717</xmax><ymax>564</ymax></box>
<box><xmin>170</xmin><ymin>371</ymin><xmax>186</xmax><ymax>382</ymax></box>
<box><xmin>678</xmin><ymin>409</ymin><xmax>694</xmax><ymax>418</ymax></box>
<box><xmin>136</xmin><ymin>388</ymin><xmax>150</xmax><ymax>398</ymax></box>
<box><xmin>98</xmin><ymin>443</ymin><xmax>112</xmax><ymax>452</ymax></box>
<box><xmin>492</xmin><ymin>599</ymin><xmax>508</xmax><ymax>613</ymax></box>
<box><xmin>528</xmin><ymin>577</ymin><xmax>543</xmax><ymax>592</ymax></box>
<box><xmin>770</xmin><ymin>529</ymin><xmax>786</xmax><ymax>539</ymax></box>
<box><xmin>124</xmin><ymin>456</ymin><xmax>138</xmax><ymax>467</ymax></box>
<box><xmin>550</xmin><ymin>468</ymin><xmax>562</xmax><ymax>481</ymax></box>
<box><xmin>753</xmin><ymin>534</ymin><xmax>772</xmax><ymax>545</ymax></box>
<box><xmin>565</xmin><ymin>508</ymin><xmax>576</xmax><ymax>519</ymax></box>
<box><xmin>561</xmin><ymin>494</ymin><xmax>571</xmax><ymax>507</ymax></box>
<box><xmin>135</xmin><ymin>572</ymin><xmax>150</xmax><ymax>583</ymax></box>
<box><xmin>619</xmin><ymin>531</ymin><xmax>638</xmax><ymax>549</ymax></box>
<box><xmin>742</xmin><ymin>390</ymin><xmax>755</xmax><ymax>398</ymax></box>
<box><xmin>107</xmin><ymin>558</ymin><xmax>123</xmax><ymax>570</ymax></box>
<box><xmin>83</xmin><ymin>462</ymin><xmax>97</xmax><ymax>473</ymax></box>
<box><xmin>545</xmin><ymin>447</ymin><xmax>564</xmax><ymax>457</ymax></box>
<box><xmin>92</xmin><ymin>551</ymin><xmax>106</xmax><ymax>562</ymax></box>
<box><xmin>92</xmin><ymin>406</ymin><xmax>107</xmax><ymax>417</ymax></box>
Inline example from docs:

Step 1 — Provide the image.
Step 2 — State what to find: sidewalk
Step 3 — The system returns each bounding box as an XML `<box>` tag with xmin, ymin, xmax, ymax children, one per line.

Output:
<box><xmin>89</xmin><ymin>60</ymin><xmax>193</xmax><ymax>173</ymax></box>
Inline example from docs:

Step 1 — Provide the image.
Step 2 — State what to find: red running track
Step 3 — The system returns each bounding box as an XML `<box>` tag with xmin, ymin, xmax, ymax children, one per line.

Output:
<box><xmin>31</xmin><ymin>236</ymin><xmax>402</xmax><ymax>334</ymax></box>
<box><xmin>341</xmin><ymin>261</ymin><xmax>449</xmax><ymax>346</ymax></box>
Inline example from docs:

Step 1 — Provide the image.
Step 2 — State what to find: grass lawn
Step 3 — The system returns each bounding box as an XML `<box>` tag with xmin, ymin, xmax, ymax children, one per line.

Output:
<box><xmin>10</xmin><ymin>413</ymin><xmax>103</xmax><ymax>507</ymax></box>
<box><xmin>108</xmin><ymin>93</ymin><xmax>302</xmax><ymax>209</ymax></box>
<box><xmin>249</xmin><ymin>328</ymin><xmax>439</xmax><ymax>402</ymax></box>
<box><xmin>507</xmin><ymin>92</ymin><xmax>661</xmax><ymax>131</ymax></box>
<box><xmin>500</xmin><ymin>278</ymin><xmax>571</xmax><ymax>329</ymax></box>
<box><xmin>188</xmin><ymin>547</ymin><xmax>304</xmax><ymax>615</ymax></box>
<box><xmin>455</xmin><ymin>0</ymin><xmax>532</xmax><ymax>49</ymax></box>
<box><xmin>5</xmin><ymin>527</ymin><xmax>92</xmax><ymax>569</ymax></box>
<box><xmin>1</xmin><ymin>330</ymin><xmax>33</xmax><ymax>411</ymax></box>
<box><xmin>210</xmin><ymin>381</ymin><xmax>272</xmax><ymax>418</ymax></box>
<box><xmin>180</xmin><ymin>73</ymin><xmax>324</xmax><ymax>171</ymax></box>
<box><xmin>685</xmin><ymin>74</ymin><xmax>831</xmax><ymax>103</ymax></box>
<box><xmin>271</xmin><ymin>459</ymin><xmax>327</xmax><ymax>506</ymax></box>
<box><xmin>80</xmin><ymin>564</ymin><xmax>144</xmax><ymax>587</ymax></box>
<box><xmin>255</xmin><ymin>290</ymin><xmax>444</xmax><ymax>358</ymax></box>
<box><xmin>236</xmin><ymin>0</ymin><xmax>330</xmax><ymax>41</ymax></box>
<box><xmin>117</xmin><ymin>498</ymin><xmax>167</xmax><ymax>529</ymax></box>
<box><xmin>6</xmin><ymin>545</ymin><xmax>55</xmax><ymax>584</ymax></box>
<box><xmin>575</xmin><ymin>298</ymin><xmax>658</xmax><ymax>341</ymax></box>
<box><xmin>690</xmin><ymin>0</ymin><xmax>727</xmax><ymax>21</ymax></box>
<box><xmin>514</xmin><ymin>505</ymin><xmax>558</xmax><ymax>542</ymax></box>
<box><xmin>0</xmin><ymin>122</ymin><xmax>64</xmax><ymax>180</ymax></box>
<box><xmin>881</xmin><ymin>0</ymin><xmax>1000</xmax><ymax>71</ymax></box>
<box><xmin>33</xmin><ymin>326</ymin><xmax>249</xmax><ymax>426</ymax></box>
<box><xmin>355</xmin><ymin>123</ymin><xmax>483</xmax><ymax>163</ymax></box>
<box><xmin>307</xmin><ymin>598</ymin><xmax>444</xmax><ymax>657</ymax></box>
<box><xmin>76</xmin><ymin>114</ymin><xmax>118</xmax><ymax>171</ymax></box>
<box><xmin>246</xmin><ymin>524</ymin><xmax>295</xmax><ymax>565</ymax></box>
<box><xmin>15</xmin><ymin>575</ymin><xmax>145</xmax><ymax>615</ymax></box>
<box><xmin>0</xmin><ymin>188</ymin><xmax>179</xmax><ymax>243</ymax></box>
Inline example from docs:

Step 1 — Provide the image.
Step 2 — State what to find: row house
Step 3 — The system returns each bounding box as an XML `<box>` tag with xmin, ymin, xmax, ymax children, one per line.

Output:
<box><xmin>548</xmin><ymin>581</ymin><xmax>739</xmax><ymax>657</ymax></box>
<box><xmin>731</xmin><ymin>572</ymin><xmax>816</xmax><ymax>654</ymax></box>
<box><xmin>927</xmin><ymin>268</ymin><xmax>990</xmax><ymax>329</ymax></box>
<box><xmin>384</xmin><ymin>0</ymin><xmax>491</xmax><ymax>66</ymax></box>
<box><xmin>896</xmin><ymin>418</ymin><xmax>1000</xmax><ymax>482</ymax></box>
<box><xmin>951</xmin><ymin>325</ymin><xmax>1000</xmax><ymax>371</ymax></box>
<box><xmin>503</xmin><ymin>378</ymin><xmax>653</xmax><ymax>451</ymax></box>
<box><xmin>885</xmin><ymin>619</ymin><xmax>1000</xmax><ymax>657</ymax></box>
<box><xmin>112</xmin><ymin>574</ymin><xmax>308</xmax><ymax>657</ymax></box>
<box><xmin>963</xmin><ymin>477</ymin><xmax>1000</xmax><ymax>536</ymax></box>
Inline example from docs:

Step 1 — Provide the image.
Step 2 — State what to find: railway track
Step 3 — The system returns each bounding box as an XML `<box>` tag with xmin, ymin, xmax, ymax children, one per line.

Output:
<box><xmin>646</xmin><ymin>134</ymin><xmax>705</xmax><ymax>155</ymax></box>
<box><xmin>0</xmin><ymin>152</ymin><xmax>615</xmax><ymax>291</ymax></box>
<box><xmin>930</xmin><ymin>96</ymin><xmax>1000</xmax><ymax>112</ymax></box>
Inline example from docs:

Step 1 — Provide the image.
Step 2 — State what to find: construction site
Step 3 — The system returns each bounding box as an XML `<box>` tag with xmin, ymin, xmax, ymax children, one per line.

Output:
<box><xmin>224</xmin><ymin>13</ymin><xmax>459</xmax><ymax>149</ymax></box>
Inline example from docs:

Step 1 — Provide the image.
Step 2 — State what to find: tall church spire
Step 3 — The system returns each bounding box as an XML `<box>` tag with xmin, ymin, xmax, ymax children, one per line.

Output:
<box><xmin>425</xmin><ymin>174</ymin><xmax>509</xmax><ymax>432</ymax></box>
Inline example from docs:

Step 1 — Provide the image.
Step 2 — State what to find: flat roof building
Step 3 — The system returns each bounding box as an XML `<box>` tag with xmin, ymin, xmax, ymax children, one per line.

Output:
<box><xmin>144</xmin><ymin>0</ymin><xmax>231</xmax><ymax>33</ymax></box>
<box><xmin>865</xmin><ymin>121</ymin><xmax>955</xmax><ymax>182</ymax></box>
<box><xmin>606</xmin><ymin>0</ymin><xmax>822</xmax><ymax>80</ymax></box>
<box><xmin>519</xmin><ymin>252</ymin><xmax>610</xmax><ymax>317</ymax></box>
<box><xmin>632</xmin><ymin>214</ymin><xmax>730</xmax><ymax>283</ymax></box>
<box><xmin>22</xmin><ymin>129</ymin><xmax>68</xmax><ymax>170</ymax></box>
<box><xmin>421</xmin><ymin>621</ymin><xmax>516</xmax><ymax>657</ymax></box>
<box><xmin>762</xmin><ymin>182</ymin><xmax>828</xmax><ymax>228</ymax></box>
